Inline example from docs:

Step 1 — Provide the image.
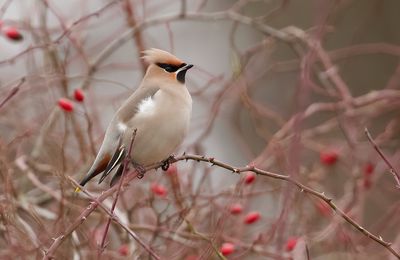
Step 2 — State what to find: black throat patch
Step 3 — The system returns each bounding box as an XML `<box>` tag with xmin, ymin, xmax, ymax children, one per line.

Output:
<box><xmin>177</xmin><ymin>69</ymin><xmax>188</xmax><ymax>84</ymax></box>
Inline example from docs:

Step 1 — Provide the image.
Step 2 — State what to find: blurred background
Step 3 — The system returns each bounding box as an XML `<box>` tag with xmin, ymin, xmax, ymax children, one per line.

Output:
<box><xmin>0</xmin><ymin>0</ymin><xmax>400</xmax><ymax>259</ymax></box>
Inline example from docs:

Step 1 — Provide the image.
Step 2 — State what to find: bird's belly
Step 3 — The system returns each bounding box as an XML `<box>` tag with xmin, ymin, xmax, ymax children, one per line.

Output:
<box><xmin>127</xmin><ymin>107</ymin><xmax>190</xmax><ymax>165</ymax></box>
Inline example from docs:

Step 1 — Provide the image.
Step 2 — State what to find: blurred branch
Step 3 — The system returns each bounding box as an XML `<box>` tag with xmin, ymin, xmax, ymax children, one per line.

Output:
<box><xmin>169</xmin><ymin>154</ymin><xmax>400</xmax><ymax>259</ymax></box>
<box><xmin>185</xmin><ymin>219</ymin><xmax>226</xmax><ymax>260</ymax></box>
<box><xmin>180</xmin><ymin>0</ymin><xmax>187</xmax><ymax>18</ymax></box>
<box><xmin>0</xmin><ymin>77</ymin><xmax>24</xmax><ymax>110</ymax></box>
<box><xmin>68</xmin><ymin>179</ymin><xmax>161</xmax><ymax>260</ymax></box>
<box><xmin>43</xmin><ymin>168</ymin><xmax>141</xmax><ymax>259</ymax></box>
<box><xmin>122</xmin><ymin>0</ymin><xmax>147</xmax><ymax>75</ymax></box>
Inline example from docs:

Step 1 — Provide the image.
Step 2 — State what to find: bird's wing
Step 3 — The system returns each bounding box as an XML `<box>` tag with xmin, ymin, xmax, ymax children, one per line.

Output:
<box><xmin>116</xmin><ymin>85</ymin><xmax>161</xmax><ymax>123</ymax></box>
<box><xmin>78</xmin><ymin>86</ymin><xmax>160</xmax><ymax>187</ymax></box>
<box><xmin>98</xmin><ymin>145</ymin><xmax>125</xmax><ymax>184</ymax></box>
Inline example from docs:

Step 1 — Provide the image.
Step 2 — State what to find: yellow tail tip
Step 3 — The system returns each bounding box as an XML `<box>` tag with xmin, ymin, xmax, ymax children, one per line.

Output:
<box><xmin>75</xmin><ymin>187</ymin><xmax>81</xmax><ymax>193</ymax></box>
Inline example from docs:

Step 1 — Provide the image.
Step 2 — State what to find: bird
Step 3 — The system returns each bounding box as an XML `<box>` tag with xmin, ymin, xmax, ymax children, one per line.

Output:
<box><xmin>77</xmin><ymin>48</ymin><xmax>193</xmax><ymax>188</ymax></box>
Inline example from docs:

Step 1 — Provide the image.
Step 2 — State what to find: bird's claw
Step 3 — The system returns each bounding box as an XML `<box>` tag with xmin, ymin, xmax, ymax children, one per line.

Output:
<box><xmin>161</xmin><ymin>160</ymin><xmax>169</xmax><ymax>171</ymax></box>
<box><xmin>161</xmin><ymin>155</ymin><xmax>175</xmax><ymax>171</ymax></box>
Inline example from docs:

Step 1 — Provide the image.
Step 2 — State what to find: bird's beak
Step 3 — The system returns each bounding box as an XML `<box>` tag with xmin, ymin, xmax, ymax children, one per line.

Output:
<box><xmin>176</xmin><ymin>64</ymin><xmax>193</xmax><ymax>84</ymax></box>
<box><xmin>178</xmin><ymin>64</ymin><xmax>193</xmax><ymax>72</ymax></box>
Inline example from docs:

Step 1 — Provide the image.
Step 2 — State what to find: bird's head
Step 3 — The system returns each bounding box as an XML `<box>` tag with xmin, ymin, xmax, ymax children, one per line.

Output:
<box><xmin>142</xmin><ymin>48</ymin><xmax>193</xmax><ymax>84</ymax></box>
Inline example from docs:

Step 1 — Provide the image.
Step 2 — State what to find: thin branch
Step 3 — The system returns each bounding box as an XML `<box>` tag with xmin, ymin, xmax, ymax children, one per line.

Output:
<box><xmin>44</xmin><ymin>153</ymin><xmax>400</xmax><ymax>259</ymax></box>
<box><xmin>365</xmin><ymin>127</ymin><xmax>400</xmax><ymax>189</ymax></box>
<box><xmin>169</xmin><ymin>154</ymin><xmax>400</xmax><ymax>259</ymax></box>
<box><xmin>122</xmin><ymin>0</ymin><xmax>147</xmax><ymax>75</ymax></box>
<box><xmin>42</xmin><ymin>169</ymin><xmax>138</xmax><ymax>260</ymax></box>
<box><xmin>99</xmin><ymin>129</ymin><xmax>138</xmax><ymax>254</ymax></box>
<box><xmin>67</xmin><ymin>179</ymin><xmax>161</xmax><ymax>260</ymax></box>
<box><xmin>0</xmin><ymin>78</ymin><xmax>24</xmax><ymax>110</ymax></box>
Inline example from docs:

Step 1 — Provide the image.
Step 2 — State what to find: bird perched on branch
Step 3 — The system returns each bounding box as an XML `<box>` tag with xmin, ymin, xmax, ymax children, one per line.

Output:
<box><xmin>77</xmin><ymin>48</ymin><xmax>193</xmax><ymax>188</ymax></box>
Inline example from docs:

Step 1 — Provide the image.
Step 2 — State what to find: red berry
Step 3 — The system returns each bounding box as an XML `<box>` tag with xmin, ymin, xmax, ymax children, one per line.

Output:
<box><xmin>166</xmin><ymin>164</ymin><xmax>177</xmax><ymax>175</ymax></box>
<box><xmin>220</xmin><ymin>242</ymin><xmax>235</xmax><ymax>256</ymax></box>
<box><xmin>3</xmin><ymin>27</ymin><xmax>23</xmax><ymax>41</ymax></box>
<box><xmin>229</xmin><ymin>203</ymin><xmax>243</xmax><ymax>215</ymax></box>
<box><xmin>118</xmin><ymin>244</ymin><xmax>129</xmax><ymax>256</ymax></box>
<box><xmin>244</xmin><ymin>172</ymin><xmax>256</xmax><ymax>184</ymax></box>
<box><xmin>151</xmin><ymin>183</ymin><xmax>167</xmax><ymax>197</ymax></box>
<box><xmin>58</xmin><ymin>98</ymin><xmax>74</xmax><ymax>112</ymax></box>
<box><xmin>316</xmin><ymin>201</ymin><xmax>330</xmax><ymax>217</ymax></box>
<box><xmin>73</xmin><ymin>89</ymin><xmax>85</xmax><ymax>102</ymax></box>
<box><xmin>244</xmin><ymin>211</ymin><xmax>261</xmax><ymax>224</ymax></box>
<box><xmin>363</xmin><ymin>163</ymin><xmax>374</xmax><ymax>176</ymax></box>
<box><xmin>286</xmin><ymin>237</ymin><xmax>297</xmax><ymax>252</ymax></box>
<box><xmin>320</xmin><ymin>150</ymin><xmax>338</xmax><ymax>165</ymax></box>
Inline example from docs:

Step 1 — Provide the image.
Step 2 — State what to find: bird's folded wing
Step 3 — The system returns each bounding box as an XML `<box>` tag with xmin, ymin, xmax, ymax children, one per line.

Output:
<box><xmin>117</xmin><ymin>85</ymin><xmax>160</xmax><ymax>122</ymax></box>
<box><xmin>98</xmin><ymin>145</ymin><xmax>126</xmax><ymax>184</ymax></box>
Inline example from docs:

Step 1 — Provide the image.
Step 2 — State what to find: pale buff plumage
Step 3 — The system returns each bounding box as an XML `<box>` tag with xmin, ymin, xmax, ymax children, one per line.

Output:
<box><xmin>78</xmin><ymin>48</ymin><xmax>193</xmax><ymax>187</ymax></box>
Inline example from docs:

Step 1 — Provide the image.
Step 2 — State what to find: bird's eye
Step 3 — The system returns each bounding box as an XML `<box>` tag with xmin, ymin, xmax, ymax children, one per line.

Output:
<box><xmin>164</xmin><ymin>65</ymin><xmax>175</xmax><ymax>73</ymax></box>
<box><xmin>156</xmin><ymin>63</ymin><xmax>179</xmax><ymax>73</ymax></box>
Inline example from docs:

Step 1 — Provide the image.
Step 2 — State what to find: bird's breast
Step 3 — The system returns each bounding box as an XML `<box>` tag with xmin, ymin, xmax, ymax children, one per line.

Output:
<box><xmin>125</xmin><ymin>88</ymin><xmax>192</xmax><ymax>165</ymax></box>
<box><xmin>137</xmin><ymin>95</ymin><xmax>157</xmax><ymax>116</ymax></box>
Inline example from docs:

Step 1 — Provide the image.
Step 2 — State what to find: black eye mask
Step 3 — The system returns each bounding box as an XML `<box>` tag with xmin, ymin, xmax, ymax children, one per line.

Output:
<box><xmin>156</xmin><ymin>63</ymin><xmax>186</xmax><ymax>73</ymax></box>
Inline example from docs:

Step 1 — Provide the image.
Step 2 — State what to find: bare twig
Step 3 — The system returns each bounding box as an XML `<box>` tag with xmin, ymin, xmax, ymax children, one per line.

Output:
<box><xmin>42</xmin><ymin>169</ymin><xmax>138</xmax><ymax>260</ymax></box>
<box><xmin>0</xmin><ymin>78</ymin><xmax>24</xmax><ymax>110</ymax></box>
<box><xmin>69</xmin><ymin>178</ymin><xmax>160</xmax><ymax>259</ymax></box>
<box><xmin>122</xmin><ymin>0</ymin><xmax>147</xmax><ymax>75</ymax></box>
<box><xmin>169</xmin><ymin>154</ymin><xmax>400</xmax><ymax>259</ymax></box>
<box><xmin>44</xmin><ymin>153</ymin><xmax>400</xmax><ymax>259</ymax></box>
<box><xmin>365</xmin><ymin>127</ymin><xmax>400</xmax><ymax>189</ymax></box>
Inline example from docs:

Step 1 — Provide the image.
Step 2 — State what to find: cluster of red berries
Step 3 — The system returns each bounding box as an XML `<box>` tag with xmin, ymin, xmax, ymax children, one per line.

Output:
<box><xmin>219</xmin><ymin>171</ymin><xmax>261</xmax><ymax>256</ymax></box>
<box><xmin>220</xmin><ymin>237</ymin><xmax>299</xmax><ymax>256</ymax></box>
<box><xmin>319</xmin><ymin>148</ymin><xmax>375</xmax><ymax>189</ymax></box>
<box><xmin>219</xmin><ymin>169</ymin><xmax>302</xmax><ymax>256</ymax></box>
<box><xmin>57</xmin><ymin>89</ymin><xmax>85</xmax><ymax>112</ymax></box>
<box><xmin>229</xmin><ymin>203</ymin><xmax>261</xmax><ymax>223</ymax></box>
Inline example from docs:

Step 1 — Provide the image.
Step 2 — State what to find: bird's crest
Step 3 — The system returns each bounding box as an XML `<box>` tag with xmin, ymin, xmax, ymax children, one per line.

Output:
<box><xmin>142</xmin><ymin>48</ymin><xmax>183</xmax><ymax>66</ymax></box>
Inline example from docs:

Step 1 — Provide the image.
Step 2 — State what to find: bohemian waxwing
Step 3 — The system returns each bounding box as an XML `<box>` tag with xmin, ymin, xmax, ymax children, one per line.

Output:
<box><xmin>78</xmin><ymin>48</ymin><xmax>193</xmax><ymax>187</ymax></box>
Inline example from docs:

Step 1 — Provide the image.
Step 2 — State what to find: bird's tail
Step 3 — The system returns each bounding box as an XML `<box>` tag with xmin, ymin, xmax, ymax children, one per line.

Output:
<box><xmin>75</xmin><ymin>146</ymin><xmax>126</xmax><ymax>191</ymax></box>
<box><xmin>98</xmin><ymin>146</ymin><xmax>126</xmax><ymax>185</ymax></box>
<box><xmin>75</xmin><ymin>153</ymin><xmax>112</xmax><ymax>192</ymax></box>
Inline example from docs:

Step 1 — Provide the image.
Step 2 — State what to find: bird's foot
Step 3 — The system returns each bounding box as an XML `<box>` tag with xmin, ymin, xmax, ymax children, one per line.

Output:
<box><xmin>132</xmin><ymin>162</ymin><xmax>146</xmax><ymax>179</ymax></box>
<box><xmin>161</xmin><ymin>155</ymin><xmax>175</xmax><ymax>171</ymax></box>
